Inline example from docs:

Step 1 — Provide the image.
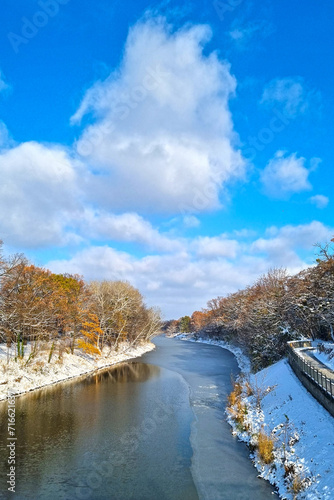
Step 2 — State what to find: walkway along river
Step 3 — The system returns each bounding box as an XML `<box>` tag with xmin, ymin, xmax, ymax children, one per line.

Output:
<box><xmin>0</xmin><ymin>335</ymin><xmax>276</xmax><ymax>500</ymax></box>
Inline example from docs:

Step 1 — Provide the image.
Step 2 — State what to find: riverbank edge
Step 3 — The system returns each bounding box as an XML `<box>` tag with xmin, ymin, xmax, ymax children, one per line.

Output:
<box><xmin>174</xmin><ymin>334</ymin><xmax>273</xmax><ymax>500</ymax></box>
<box><xmin>172</xmin><ymin>333</ymin><xmax>285</xmax><ymax>497</ymax></box>
<box><xmin>0</xmin><ymin>341</ymin><xmax>156</xmax><ymax>401</ymax></box>
<box><xmin>175</xmin><ymin>333</ymin><xmax>334</xmax><ymax>499</ymax></box>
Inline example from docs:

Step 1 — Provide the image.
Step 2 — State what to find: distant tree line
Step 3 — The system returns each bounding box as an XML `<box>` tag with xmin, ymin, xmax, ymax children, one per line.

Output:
<box><xmin>0</xmin><ymin>241</ymin><xmax>161</xmax><ymax>360</ymax></box>
<box><xmin>164</xmin><ymin>239</ymin><xmax>334</xmax><ymax>370</ymax></box>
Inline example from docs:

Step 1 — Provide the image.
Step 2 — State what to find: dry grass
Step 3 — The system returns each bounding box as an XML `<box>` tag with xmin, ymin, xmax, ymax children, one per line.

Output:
<box><xmin>257</xmin><ymin>429</ymin><xmax>275</xmax><ymax>464</ymax></box>
<box><xmin>284</xmin><ymin>463</ymin><xmax>306</xmax><ymax>498</ymax></box>
<box><xmin>227</xmin><ymin>388</ymin><xmax>250</xmax><ymax>432</ymax></box>
<box><xmin>227</xmin><ymin>377</ymin><xmax>251</xmax><ymax>432</ymax></box>
<box><xmin>227</xmin><ymin>400</ymin><xmax>247</xmax><ymax>422</ymax></box>
<box><xmin>32</xmin><ymin>360</ymin><xmax>45</xmax><ymax>373</ymax></box>
<box><xmin>245</xmin><ymin>379</ymin><xmax>254</xmax><ymax>396</ymax></box>
<box><xmin>228</xmin><ymin>377</ymin><xmax>243</xmax><ymax>406</ymax></box>
<box><xmin>227</xmin><ymin>390</ymin><xmax>237</xmax><ymax>406</ymax></box>
<box><xmin>290</xmin><ymin>474</ymin><xmax>305</xmax><ymax>497</ymax></box>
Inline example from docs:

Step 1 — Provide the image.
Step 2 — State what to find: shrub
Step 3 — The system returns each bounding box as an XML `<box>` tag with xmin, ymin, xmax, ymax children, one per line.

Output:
<box><xmin>245</xmin><ymin>379</ymin><xmax>254</xmax><ymax>397</ymax></box>
<box><xmin>227</xmin><ymin>377</ymin><xmax>243</xmax><ymax>405</ymax></box>
<box><xmin>257</xmin><ymin>429</ymin><xmax>274</xmax><ymax>464</ymax></box>
<box><xmin>290</xmin><ymin>473</ymin><xmax>305</xmax><ymax>497</ymax></box>
<box><xmin>77</xmin><ymin>339</ymin><xmax>101</xmax><ymax>356</ymax></box>
<box><xmin>227</xmin><ymin>390</ymin><xmax>237</xmax><ymax>406</ymax></box>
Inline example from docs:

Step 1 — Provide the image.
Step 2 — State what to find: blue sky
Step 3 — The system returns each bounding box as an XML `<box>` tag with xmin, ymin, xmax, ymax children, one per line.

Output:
<box><xmin>0</xmin><ymin>0</ymin><xmax>333</xmax><ymax>318</ymax></box>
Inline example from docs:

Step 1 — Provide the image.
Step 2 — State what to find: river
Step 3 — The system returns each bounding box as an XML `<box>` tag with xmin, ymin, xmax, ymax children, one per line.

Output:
<box><xmin>0</xmin><ymin>335</ymin><xmax>276</xmax><ymax>499</ymax></box>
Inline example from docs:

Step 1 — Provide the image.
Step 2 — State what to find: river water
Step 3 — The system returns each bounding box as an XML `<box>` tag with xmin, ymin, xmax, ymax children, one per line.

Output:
<box><xmin>0</xmin><ymin>336</ymin><xmax>276</xmax><ymax>499</ymax></box>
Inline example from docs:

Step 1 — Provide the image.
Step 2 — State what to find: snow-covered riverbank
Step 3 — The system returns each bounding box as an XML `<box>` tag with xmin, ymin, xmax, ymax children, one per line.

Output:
<box><xmin>228</xmin><ymin>359</ymin><xmax>334</xmax><ymax>499</ymax></box>
<box><xmin>0</xmin><ymin>341</ymin><xmax>155</xmax><ymax>401</ymax></box>
<box><xmin>175</xmin><ymin>333</ymin><xmax>334</xmax><ymax>499</ymax></box>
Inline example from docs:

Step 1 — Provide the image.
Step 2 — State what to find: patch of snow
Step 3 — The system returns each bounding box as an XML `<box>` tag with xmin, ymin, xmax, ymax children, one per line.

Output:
<box><xmin>228</xmin><ymin>358</ymin><xmax>334</xmax><ymax>499</ymax></box>
<box><xmin>0</xmin><ymin>341</ymin><xmax>155</xmax><ymax>401</ymax></box>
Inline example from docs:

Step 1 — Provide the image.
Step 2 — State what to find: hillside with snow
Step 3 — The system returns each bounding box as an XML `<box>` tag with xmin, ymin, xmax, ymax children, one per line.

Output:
<box><xmin>228</xmin><ymin>358</ymin><xmax>334</xmax><ymax>499</ymax></box>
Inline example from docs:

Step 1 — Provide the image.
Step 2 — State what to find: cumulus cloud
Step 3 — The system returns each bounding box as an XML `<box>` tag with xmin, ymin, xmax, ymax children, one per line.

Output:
<box><xmin>261</xmin><ymin>77</ymin><xmax>319</xmax><ymax>117</ymax></box>
<box><xmin>78</xmin><ymin>210</ymin><xmax>183</xmax><ymax>252</ymax></box>
<box><xmin>0</xmin><ymin>133</ymin><xmax>188</xmax><ymax>251</ymax></box>
<box><xmin>46</xmin><ymin>221</ymin><xmax>333</xmax><ymax>318</ymax></box>
<box><xmin>72</xmin><ymin>18</ymin><xmax>246</xmax><ymax>213</ymax></box>
<box><xmin>251</xmin><ymin>221</ymin><xmax>333</xmax><ymax>270</ymax></box>
<box><xmin>309</xmin><ymin>195</ymin><xmax>329</xmax><ymax>209</ymax></box>
<box><xmin>47</xmin><ymin>245</ymin><xmax>259</xmax><ymax>318</ymax></box>
<box><xmin>0</xmin><ymin>142</ymin><xmax>81</xmax><ymax>247</ymax></box>
<box><xmin>261</xmin><ymin>151</ymin><xmax>313</xmax><ymax>198</ymax></box>
<box><xmin>194</xmin><ymin>235</ymin><xmax>239</xmax><ymax>259</ymax></box>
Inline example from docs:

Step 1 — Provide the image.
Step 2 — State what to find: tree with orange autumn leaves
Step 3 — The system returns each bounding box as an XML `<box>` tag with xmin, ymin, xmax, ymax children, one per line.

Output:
<box><xmin>78</xmin><ymin>313</ymin><xmax>103</xmax><ymax>356</ymax></box>
<box><xmin>0</xmin><ymin>241</ymin><xmax>161</xmax><ymax>358</ymax></box>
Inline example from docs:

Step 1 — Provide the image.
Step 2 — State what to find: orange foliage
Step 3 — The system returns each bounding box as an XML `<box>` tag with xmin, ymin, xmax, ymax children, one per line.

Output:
<box><xmin>190</xmin><ymin>310</ymin><xmax>209</xmax><ymax>331</ymax></box>
<box><xmin>78</xmin><ymin>313</ymin><xmax>103</xmax><ymax>356</ymax></box>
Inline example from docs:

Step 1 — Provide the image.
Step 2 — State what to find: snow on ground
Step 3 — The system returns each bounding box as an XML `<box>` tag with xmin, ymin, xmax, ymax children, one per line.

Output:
<box><xmin>0</xmin><ymin>341</ymin><xmax>155</xmax><ymax>401</ymax></box>
<box><xmin>311</xmin><ymin>340</ymin><xmax>334</xmax><ymax>371</ymax></box>
<box><xmin>173</xmin><ymin>333</ymin><xmax>251</xmax><ymax>373</ymax></box>
<box><xmin>228</xmin><ymin>359</ymin><xmax>334</xmax><ymax>499</ymax></box>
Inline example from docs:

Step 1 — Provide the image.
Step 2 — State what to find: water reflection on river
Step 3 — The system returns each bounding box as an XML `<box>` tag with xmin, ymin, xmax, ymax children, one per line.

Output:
<box><xmin>0</xmin><ymin>360</ymin><xmax>198</xmax><ymax>500</ymax></box>
<box><xmin>0</xmin><ymin>337</ymin><xmax>276</xmax><ymax>500</ymax></box>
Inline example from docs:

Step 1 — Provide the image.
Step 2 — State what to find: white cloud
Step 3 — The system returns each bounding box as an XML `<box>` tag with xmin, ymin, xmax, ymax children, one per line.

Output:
<box><xmin>46</xmin><ymin>221</ymin><xmax>333</xmax><ymax>318</ymax></box>
<box><xmin>261</xmin><ymin>77</ymin><xmax>319</xmax><ymax>117</ymax></box>
<box><xmin>261</xmin><ymin>151</ymin><xmax>313</xmax><ymax>198</ymax></box>
<box><xmin>72</xmin><ymin>18</ymin><xmax>246</xmax><ymax>213</ymax></box>
<box><xmin>0</xmin><ymin>132</ymin><xmax>187</xmax><ymax>252</ymax></box>
<box><xmin>309</xmin><ymin>195</ymin><xmax>329</xmax><ymax>209</ymax></box>
<box><xmin>194</xmin><ymin>236</ymin><xmax>239</xmax><ymax>259</ymax></box>
<box><xmin>251</xmin><ymin>221</ymin><xmax>333</xmax><ymax>270</ymax></box>
<box><xmin>183</xmin><ymin>215</ymin><xmax>201</xmax><ymax>228</ymax></box>
<box><xmin>78</xmin><ymin>210</ymin><xmax>183</xmax><ymax>252</ymax></box>
<box><xmin>0</xmin><ymin>142</ymin><xmax>81</xmax><ymax>247</ymax></box>
<box><xmin>232</xmin><ymin>228</ymin><xmax>257</xmax><ymax>238</ymax></box>
<box><xmin>47</xmin><ymin>246</ymin><xmax>260</xmax><ymax>318</ymax></box>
